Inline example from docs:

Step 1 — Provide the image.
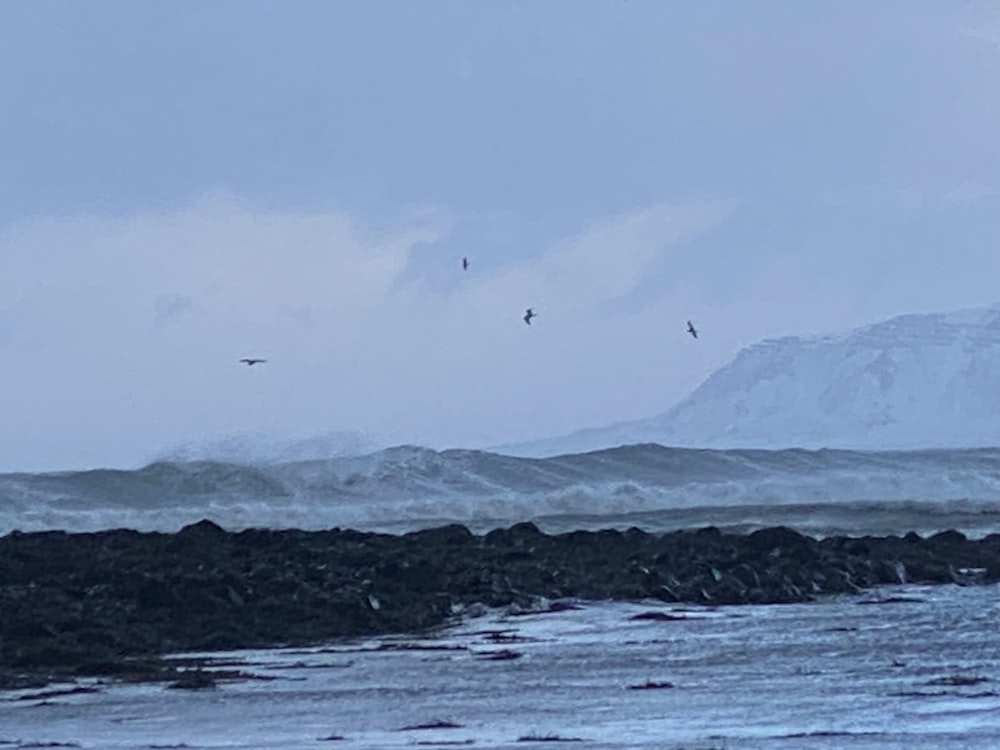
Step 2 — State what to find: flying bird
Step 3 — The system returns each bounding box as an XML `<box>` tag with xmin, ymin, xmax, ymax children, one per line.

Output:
<box><xmin>462</xmin><ymin>257</ymin><xmax>469</xmax><ymax>270</ymax></box>
<box><xmin>524</xmin><ymin>308</ymin><xmax>537</xmax><ymax>325</ymax></box>
<box><xmin>686</xmin><ymin>321</ymin><xmax>698</xmax><ymax>339</ymax></box>
<box><xmin>239</xmin><ymin>358</ymin><xmax>268</xmax><ymax>366</ymax></box>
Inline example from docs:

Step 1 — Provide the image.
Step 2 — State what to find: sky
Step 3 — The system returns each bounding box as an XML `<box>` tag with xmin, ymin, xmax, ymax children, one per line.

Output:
<box><xmin>2</xmin><ymin>0</ymin><xmax>1000</xmax><ymax>471</ymax></box>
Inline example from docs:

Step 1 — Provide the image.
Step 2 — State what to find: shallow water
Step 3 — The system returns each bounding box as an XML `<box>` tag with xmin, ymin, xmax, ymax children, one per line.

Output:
<box><xmin>3</xmin><ymin>583</ymin><xmax>999</xmax><ymax>749</ymax></box>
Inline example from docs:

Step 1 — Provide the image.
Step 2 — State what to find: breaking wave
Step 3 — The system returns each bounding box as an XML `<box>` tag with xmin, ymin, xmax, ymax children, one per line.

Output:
<box><xmin>3</xmin><ymin>443</ymin><xmax>1000</xmax><ymax>537</ymax></box>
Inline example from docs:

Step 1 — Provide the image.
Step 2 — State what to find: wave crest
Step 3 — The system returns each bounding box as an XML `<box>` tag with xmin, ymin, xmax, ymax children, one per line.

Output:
<box><xmin>3</xmin><ymin>443</ymin><xmax>1000</xmax><ymax>536</ymax></box>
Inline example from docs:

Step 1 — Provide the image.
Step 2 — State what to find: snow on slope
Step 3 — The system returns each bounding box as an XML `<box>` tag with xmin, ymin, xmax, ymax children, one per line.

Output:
<box><xmin>502</xmin><ymin>303</ymin><xmax>1000</xmax><ymax>455</ymax></box>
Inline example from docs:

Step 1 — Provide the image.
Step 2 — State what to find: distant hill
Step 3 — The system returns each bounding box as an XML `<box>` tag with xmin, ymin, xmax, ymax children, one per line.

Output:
<box><xmin>499</xmin><ymin>303</ymin><xmax>1000</xmax><ymax>456</ymax></box>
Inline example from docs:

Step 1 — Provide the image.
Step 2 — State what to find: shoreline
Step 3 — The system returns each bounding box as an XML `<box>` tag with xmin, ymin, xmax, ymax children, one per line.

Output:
<box><xmin>2</xmin><ymin>520</ymin><xmax>998</xmax><ymax>690</ymax></box>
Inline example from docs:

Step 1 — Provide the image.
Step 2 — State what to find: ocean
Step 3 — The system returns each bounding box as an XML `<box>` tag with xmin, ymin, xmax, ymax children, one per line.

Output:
<box><xmin>3</xmin><ymin>444</ymin><xmax>1000</xmax><ymax>748</ymax></box>
<box><xmin>4</xmin><ymin>444</ymin><xmax>1000</xmax><ymax>538</ymax></box>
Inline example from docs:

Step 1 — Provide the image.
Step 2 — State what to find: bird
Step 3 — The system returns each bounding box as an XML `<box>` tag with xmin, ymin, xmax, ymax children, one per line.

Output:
<box><xmin>239</xmin><ymin>358</ymin><xmax>268</xmax><ymax>366</ymax></box>
<box><xmin>462</xmin><ymin>257</ymin><xmax>469</xmax><ymax>270</ymax></box>
<box><xmin>524</xmin><ymin>308</ymin><xmax>537</xmax><ymax>325</ymax></box>
<box><xmin>686</xmin><ymin>321</ymin><xmax>698</xmax><ymax>339</ymax></box>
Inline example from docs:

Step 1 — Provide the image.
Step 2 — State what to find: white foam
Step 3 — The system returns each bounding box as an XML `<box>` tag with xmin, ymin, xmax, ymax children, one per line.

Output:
<box><xmin>3</xmin><ymin>584</ymin><xmax>1000</xmax><ymax>748</ymax></box>
<box><xmin>3</xmin><ymin>444</ymin><xmax>1000</xmax><ymax>534</ymax></box>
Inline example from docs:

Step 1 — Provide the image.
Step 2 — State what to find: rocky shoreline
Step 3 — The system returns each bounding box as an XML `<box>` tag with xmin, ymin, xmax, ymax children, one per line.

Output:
<box><xmin>2</xmin><ymin>520</ymin><xmax>999</xmax><ymax>690</ymax></box>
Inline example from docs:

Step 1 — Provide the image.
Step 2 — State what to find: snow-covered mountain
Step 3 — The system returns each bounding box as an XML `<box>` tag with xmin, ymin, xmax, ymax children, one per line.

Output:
<box><xmin>502</xmin><ymin>303</ymin><xmax>1000</xmax><ymax>456</ymax></box>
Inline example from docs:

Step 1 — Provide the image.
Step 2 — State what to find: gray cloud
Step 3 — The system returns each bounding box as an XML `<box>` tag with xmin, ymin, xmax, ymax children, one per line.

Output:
<box><xmin>0</xmin><ymin>197</ymin><xmax>726</xmax><ymax>470</ymax></box>
<box><xmin>2</xmin><ymin>2</ymin><xmax>1000</xmax><ymax>470</ymax></box>
<box><xmin>152</xmin><ymin>294</ymin><xmax>198</xmax><ymax>330</ymax></box>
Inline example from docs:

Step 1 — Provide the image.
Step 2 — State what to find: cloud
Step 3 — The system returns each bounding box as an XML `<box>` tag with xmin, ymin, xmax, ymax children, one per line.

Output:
<box><xmin>0</xmin><ymin>195</ymin><xmax>730</xmax><ymax>471</ymax></box>
<box><xmin>0</xmin><ymin>310</ymin><xmax>14</xmax><ymax>351</ymax></box>
<box><xmin>152</xmin><ymin>294</ymin><xmax>198</xmax><ymax>329</ymax></box>
<box><xmin>4</xmin><ymin>182</ymin><xmax>1000</xmax><ymax>474</ymax></box>
<box><xmin>818</xmin><ymin>181</ymin><xmax>999</xmax><ymax>212</ymax></box>
<box><xmin>960</xmin><ymin>14</ymin><xmax>1000</xmax><ymax>52</ymax></box>
<box><xmin>509</xmin><ymin>202</ymin><xmax>730</xmax><ymax>307</ymax></box>
<box><xmin>942</xmin><ymin>181</ymin><xmax>997</xmax><ymax>205</ymax></box>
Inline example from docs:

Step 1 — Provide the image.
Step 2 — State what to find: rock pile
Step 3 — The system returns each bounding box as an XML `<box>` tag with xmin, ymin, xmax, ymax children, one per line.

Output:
<box><xmin>2</xmin><ymin>520</ymin><xmax>998</xmax><ymax>686</ymax></box>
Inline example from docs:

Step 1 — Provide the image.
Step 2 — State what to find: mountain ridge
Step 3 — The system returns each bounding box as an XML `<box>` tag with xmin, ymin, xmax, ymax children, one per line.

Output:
<box><xmin>497</xmin><ymin>302</ymin><xmax>1000</xmax><ymax>457</ymax></box>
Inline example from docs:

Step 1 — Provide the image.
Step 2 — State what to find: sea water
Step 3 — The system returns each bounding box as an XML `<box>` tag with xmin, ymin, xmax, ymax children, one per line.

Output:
<box><xmin>2</xmin><ymin>583</ymin><xmax>999</xmax><ymax>749</ymax></box>
<box><xmin>4</xmin><ymin>444</ymin><xmax>1000</xmax><ymax>748</ymax></box>
<box><xmin>4</xmin><ymin>445</ymin><xmax>1000</xmax><ymax>538</ymax></box>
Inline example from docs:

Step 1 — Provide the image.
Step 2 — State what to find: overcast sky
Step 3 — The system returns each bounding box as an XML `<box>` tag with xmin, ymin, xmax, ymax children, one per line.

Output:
<box><xmin>2</xmin><ymin>0</ymin><xmax>1000</xmax><ymax>471</ymax></box>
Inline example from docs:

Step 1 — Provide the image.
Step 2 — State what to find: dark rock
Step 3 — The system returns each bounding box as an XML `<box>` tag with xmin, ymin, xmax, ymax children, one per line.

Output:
<box><xmin>404</xmin><ymin>525</ymin><xmax>474</xmax><ymax>546</ymax></box>
<box><xmin>136</xmin><ymin>575</ymin><xmax>177</xmax><ymax>609</ymax></box>
<box><xmin>177</xmin><ymin>519</ymin><xmax>227</xmax><ymax>537</ymax></box>
<box><xmin>628</xmin><ymin>611</ymin><xmax>687</xmax><ymax>622</ymax></box>
<box><xmin>397</xmin><ymin>720</ymin><xmax>465</xmax><ymax>730</ymax></box>
<box><xmin>926</xmin><ymin>674</ymin><xmax>988</xmax><ymax>686</ymax></box>
<box><xmin>15</xmin><ymin>685</ymin><xmax>101</xmax><ymax>701</ymax></box>
<box><xmin>516</xmin><ymin>734</ymin><xmax>584</xmax><ymax>743</ymax></box>
<box><xmin>929</xmin><ymin>529</ymin><xmax>967</xmax><ymax>545</ymax></box>
<box><xmin>3</xmin><ymin>522</ymin><xmax>1000</xmax><ymax>688</ymax></box>
<box><xmin>628</xmin><ymin>680</ymin><xmax>674</xmax><ymax>690</ymax></box>
<box><xmin>476</xmin><ymin>648</ymin><xmax>521</xmax><ymax>660</ymax></box>
<box><xmin>168</xmin><ymin>670</ymin><xmax>217</xmax><ymax>690</ymax></box>
<box><xmin>746</xmin><ymin>526</ymin><xmax>814</xmax><ymax>555</ymax></box>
